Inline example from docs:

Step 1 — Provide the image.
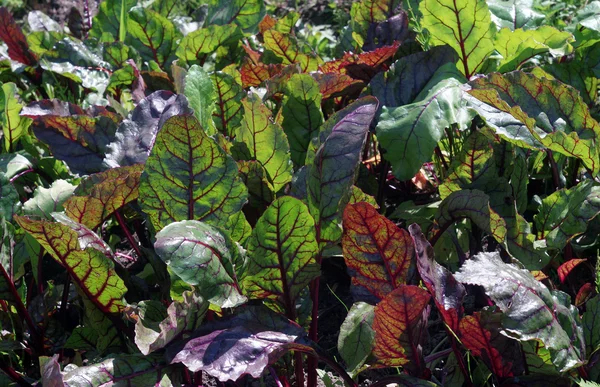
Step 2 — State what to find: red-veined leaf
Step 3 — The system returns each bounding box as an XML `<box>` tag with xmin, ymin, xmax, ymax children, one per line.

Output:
<box><xmin>212</xmin><ymin>71</ymin><xmax>244</xmax><ymax>137</ymax></box>
<box><xmin>575</xmin><ymin>283</ymin><xmax>595</xmax><ymax>307</ymax></box>
<box><xmin>312</xmin><ymin>73</ymin><xmax>364</xmax><ymax>99</ymax></box>
<box><xmin>258</xmin><ymin>14</ymin><xmax>277</xmax><ymax>34</ymax></box>
<box><xmin>557</xmin><ymin>259</ymin><xmax>587</xmax><ymax>283</ymax></box>
<box><xmin>342</xmin><ymin>202</ymin><xmax>415</xmax><ymax>301</ymax></box>
<box><xmin>0</xmin><ymin>7</ymin><xmax>37</xmax><ymax>65</ymax></box>
<box><xmin>263</xmin><ymin>29</ymin><xmax>321</xmax><ymax>72</ymax></box>
<box><xmin>583</xmin><ymin>295</ymin><xmax>600</xmax><ymax>354</ymax></box>
<box><xmin>240</xmin><ymin>57</ymin><xmax>283</xmax><ymax>88</ymax></box>
<box><xmin>320</xmin><ymin>43</ymin><xmax>400</xmax><ymax>82</ymax></box>
<box><xmin>176</xmin><ymin>24</ymin><xmax>242</xmax><ymax>64</ymax></box>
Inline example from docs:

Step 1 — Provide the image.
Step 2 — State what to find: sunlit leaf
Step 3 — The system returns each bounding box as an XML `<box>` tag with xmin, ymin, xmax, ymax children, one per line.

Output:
<box><xmin>62</xmin><ymin>355</ymin><xmax>168</xmax><ymax>386</ymax></box>
<box><xmin>23</xmin><ymin>180</ymin><xmax>77</xmax><ymax>220</ymax></box>
<box><xmin>184</xmin><ymin>65</ymin><xmax>217</xmax><ymax>135</ymax></box>
<box><xmin>264</xmin><ymin>29</ymin><xmax>321</xmax><ymax>71</ymax></box>
<box><xmin>487</xmin><ymin>0</ymin><xmax>544</xmax><ymax>30</ymax></box>
<box><xmin>557</xmin><ymin>259</ymin><xmax>587</xmax><ymax>284</ymax></box>
<box><xmin>177</xmin><ymin>24</ymin><xmax>242</xmax><ymax>64</ymax></box>
<box><xmin>89</xmin><ymin>0</ymin><xmax>137</xmax><ymax>40</ymax></box>
<box><xmin>212</xmin><ymin>71</ymin><xmax>244</xmax><ymax>137</ymax></box>
<box><xmin>1</xmin><ymin>83</ymin><xmax>31</xmax><ymax>152</ymax></box>
<box><xmin>338</xmin><ymin>302</ymin><xmax>375</xmax><ymax>374</ymax></box>
<box><xmin>127</xmin><ymin>7</ymin><xmax>179</xmax><ymax>69</ymax></box>
<box><xmin>204</xmin><ymin>0</ymin><xmax>266</xmax><ymax>34</ymax></box>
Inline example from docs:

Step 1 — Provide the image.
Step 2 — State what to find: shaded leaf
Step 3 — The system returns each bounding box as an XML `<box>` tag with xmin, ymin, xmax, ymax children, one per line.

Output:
<box><xmin>62</xmin><ymin>355</ymin><xmax>168</xmax><ymax>386</ymax></box>
<box><xmin>238</xmin><ymin>160</ymin><xmax>274</xmax><ymax>210</ymax></box>
<box><xmin>583</xmin><ymin>295</ymin><xmax>600</xmax><ymax>355</ymax></box>
<box><xmin>40</xmin><ymin>355</ymin><xmax>64</xmax><ymax>387</ymax></box>
<box><xmin>0</xmin><ymin>7</ymin><xmax>37</xmax><ymax>65</ymax></box>
<box><xmin>104</xmin><ymin>90</ymin><xmax>193</xmax><ymax>168</ymax></box>
<box><xmin>338</xmin><ymin>302</ymin><xmax>375</xmax><ymax>374</ymax></box>
<box><xmin>0</xmin><ymin>174</ymin><xmax>20</xmax><ymax>222</ymax></box>
<box><xmin>454</xmin><ymin>252</ymin><xmax>586</xmax><ymax>372</ymax></box>
<box><xmin>409</xmin><ymin>223</ymin><xmax>465</xmax><ymax>332</ymax></box>
<box><xmin>420</xmin><ymin>0</ymin><xmax>495</xmax><ymax>77</ymax></box>
<box><xmin>154</xmin><ymin>220</ymin><xmax>246</xmax><ymax>308</ymax></box>
<box><xmin>557</xmin><ymin>259</ymin><xmax>587</xmax><ymax>284</ymax></box>
<box><xmin>205</xmin><ymin>0</ymin><xmax>266</xmax><ymax>33</ymax></box>
<box><xmin>64</xmin><ymin>164</ymin><xmax>143</xmax><ymax>229</ymax></box>
<box><xmin>312</xmin><ymin>73</ymin><xmax>364</xmax><ymax>100</ymax></box>
<box><xmin>342</xmin><ymin>202</ymin><xmax>415</xmax><ymax>302</ymax></box>
<box><xmin>307</xmin><ymin>96</ymin><xmax>377</xmax><ymax>245</ymax></box>
<box><xmin>184</xmin><ymin>65</ymin><xmax>217</xmax><ymax>135</ymax></box>
<box><xmin>139</xmin><ymin>115</ymin><xmax>247</xmax><ymax>231</ymax></box>
<box><xmin>23</xmin><ymin>180</ymin><xmax>77</xmax><ymax>220</ymax></box>
<box><xmin>15</xmin><ymin>216</ymin><xmax>127</xmax><ymax>314</ymax></box>
<box><xmin>243</xmin><ymin>196</ymin><xmax>320</xmax><ymax>318</ymax></box>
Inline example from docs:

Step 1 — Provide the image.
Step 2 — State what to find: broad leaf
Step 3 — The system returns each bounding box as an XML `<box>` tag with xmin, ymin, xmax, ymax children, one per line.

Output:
<box><xmin>372</xmin><ymin>285</ymin><xmax>431</xmax><ymax>373</ymax></box>
<box><xmin>557</xmin><ymin>259</ymin><xmax>587</xmax><ymax>284</ymax></box>
<box><xmin>420</xmin><ymin>0</ymin><xmax>495</xmax><ymax>77</ymax></box>
<box><xmin>243</xmin><ymin>196</ymin><xmax>320</xmax><ymax>318</ymax></box>
<box><xmin>487</xmin><ymin>0</ymin><xmax>544</xmax><ymax>30</ymax></box>
<box><xmin>104</xmin><ymin>91</ymin><xmax>193</xmax><ymax>168</ymax></box>
<box><xmin>168</xmin><ymin>305</ymin><xmax>313</xmax><ymax>381</ymax></box>
<box><xmin>127</xmin><ymin>7</ymin><xmax>178</xmax><ymax>68</ymax></box>
<box><xmin>62</xmin><ymin>355</ymin><xmax>168</xmax><ymax>386</ymax></box>
<box><xmin>467</xmin><ymin>72</ymin><xmax>600</xmax><ymax>175</ymax></box>
<box><xmin>377</xmin><ymin>64</ymin><xmax>475</xmax><ymax>181</ymax></box>
<box><xmin>409</xmin><ymin>224</ymin><xmax>465</xmax><ymax>332</ymax></box>
<box><xmin>307</xmin><ymin>96</ymin><xmax>377</xmax><ymax>245</ymax></box>
<box><xmin>154</xmin><ymin>220</ymin><xmax>246</xmax><ymax>308</ymax></box>
<box><xmin>264</xmin><ymin>30</ymin><xmax>321</xmax><ymax>72</ymax></box>
<box><xmin>583</xmin><ymin>295</ymin><xmax>600</xmax><ymax>355</ymax></box>
<box><xmin>342</xmin><ymin>202</ymin><xmax>415</xmax><ymax>302</ymax></box>
<box><xmin>338</xmin><ymin>302</ymin><xmax>375</xmax><ymax>374</ymax></box>
<box><xmin>312</xmin><ymin>73</ymin><xmax>364</xmax><ymax>100</ymax></box>
<box><xmin>1</xmin><ymin>174</ymin><xmax>21</xmax><ymax>221</ymax></box>
<box><xmin>135</xmin><ymin>290</ymin><xmax>208</xmax><ymax>355</ymax></box>
<box><xmin>177</xmin><ymin>24</ymin><xmax>242</xmax><ymax>64</ymax></box>
<box><xmin>15</xmin><ymin>216</ymin><xmax>127</xmax><ymax>314</ymax></box>
<box><xmin>139</xmin><ymin>115</ymin><xmax>247</xmax><ymax>231</ymax></box>
<box><xmin>0</xmin><ymin>7</ymin><xmax>37</xmax><ymax>65</ymax></box>
<box><xmin>64</xmin><ymin>164</ymin><xmax>143</xmax><ymax>229</ymax></box>
<box><xmin>23</xmin><ymin>180</ymin><xmax>77</xmax><ymax>220</ymax></box>
<box><xmin>1</xmin><ymin>83</ymin><xmax>31</xmax><ymax>152</ymax></box>
<box><xmin>454</xmin><ymin>252</ymin><xmax>586</xmax><ymax>372</ymax></box>
<box><xmin>213</xmin><ymin>71</ymin><xmax>244</xmax><ymax>137</ymax></box>
<box><xmin>184</xmin><ymin>65</ymin><xmax>217</xmax><ymax>135</ymax></box>
<box><xmin>205</xmin><ymin>0</ymin><xmax>266</xmax><ymax>33</ymax></box>
<box><xmin>234</xmin><ymin>93</ymin><xmax>292</xmax><ymax>192</ymax></box>
<box><xmin>0</xmin><ymin>153</ymin><xmax>33</xmax><ymax>180</ymax></box>
<box><xmin>89</xmin><ymin>0</ymin><xmax>137</xmax><ymax>40</ymax></box>
<box><xmin>279</xmin><ymin>73</ymin><xmax>324</xmax><ymax>168</ymax></box>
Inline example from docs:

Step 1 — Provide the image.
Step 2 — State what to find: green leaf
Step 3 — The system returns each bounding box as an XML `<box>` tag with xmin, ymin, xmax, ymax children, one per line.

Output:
<box><xmin>15</xmin><ymin>216</ymin><xmax>127</xmax><ymax>314</ymax></box>
<box><xmin>0</xmin><ymin>174</ymin><xmax>19</xmax><ymax>222</ymax></box>
<box><xmin>205</xmin><ymin>0</ymin><xmax>266</xmax><ymax>34</ymax></box>
<box><xmin>420</xmin><ymin>0</ymin><xmax>496</xmax><ymax>77</ymax></box>
<box><xmin>154</xmin><ymin>220</ymin><xmax>246</xmax><ymax>308</ymax></box>
<box><xmin>135</xmin><ymin>290</ymin><xmax>208</xmax><ymax>355</ymax></box>
<box><xmin>263</xmin><ymin>30</ymin><xmax>322</xmax><ymax>71</ymax></box>
<box><xmin>226</xmin><ymin>211</ymin><xmax>252</xmax><ymax>245</ymax></box>
<box><xmin>127</xmin><ymin>7</ymin><xmax>179</xmax><ymax>68</ymax></box>
<box><xmin>377</xmin><ymin>64</ymin><xmax>475</xmax><ymax>181</ymax></box>
<box><xmin>467</xmin><ymin>71</ymin><xmax>600</xmax><ymax>175</ymax></box>
<box><xmin>90</xmin><ymin>0</ymin><xmax>137</xmax><ymax>40</ymax></box>
<box><xmin>495</xmin><ymin>27</ymin><xmax>574</xmax><ymax>72</ymax></box>
<box><xmin>139</xmin><ymin>115</ymin><xmax>247</xmax><ymax>232</ymax></box>
<box><xmin>338</xmin><ymin>302</ymin><xmax>375</xmax><ymax>374</ymax></box>
<box><xmin>454</xmin><ymin>252</ymin><xmax>586</xmax><ymax>372</ymax></box>
<box><xmin>23</xmin><ymin>180</ymin><xmax>77</xmax><ymax>220</ymax></box>
<box><xmin>62</xmin><ymin>355</ymin><xmax>168</xmax><ymax>386</ymax></box>
<box><xmin>177</xmin><ymin>24</ymin><xmax>242</xmax><ymax>64</ymax></box>
<box><xmin>233</xmin><ymin>93</ymin><xmax>292</xmax><ymax>193</ymax></box>
<box><xmin>534</xmin><ymin>180</ymin><xmax>600</xmax><ymax>250</ymax></box>
<box><xmin>184</xmin><ymin>65</ymin><xmax>217</xmax><ymax>135</ymax></box>
<box><xmin>1</xmin><ymin>83</ymin><xmax>31</xmax><ymax>152</ymax></box>
<box><xmin>0</xmin><ymin>153</ymin><xmax>33</xmax><ymax>180</ymax></box>
<box><xmin>212</xmin><ymin>71</ymin><xmax>244</xmax><ymax>137</ymax></box>
<box><xmin>307</xmin><ymin>96</ymin><xmax>378</xmax><ymax>245</ymax></box>
<box><xmin>487</xmin><ymin>0</ymin><xmax>545</xmax><ymax>30</ymax></box>
<box><xmin>582</xmin><ymin>295</ymin><xmax>600</xmax><ymax>355</ymax></box>
<box><xmin>243</xmin><ymin>196</ymin><xmax>319</xmax><ymax>318</ymax></box>
<box><xmin>279</xmin><ymin>73</ymin><xmax>324</xmax><ymax>168</ymax></box>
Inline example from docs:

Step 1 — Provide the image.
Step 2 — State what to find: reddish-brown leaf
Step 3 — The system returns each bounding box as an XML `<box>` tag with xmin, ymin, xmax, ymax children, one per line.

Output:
<box><xmin>258</xmin><ymin>14</ymin><xmax>277</xmax><ymax>34</ymax></box>
<box><xmin>0</xmin><ymin>7</ymin><xmax>37</xmax><ymax>65</ymax></box>
<box><xmin>312</xmin><ymin>73</ymin><xmax>364</xmax><ymax>99</ymax></box>
<box><xmin>240</xmin><ymin>57</ymin><xmax>283</xmax><ymax>88</ymax></box>
<box><xmin>373</xmin><ymin>285</ymin><xmax>430</xmax><ymax>373</ymax></box>
<box><xmin>557</xmin><ymin>258</ymin><xmax>587</xmax><ymax>283</ymax></box>
<box><xmin>342</xmin><ymin>202</ymin><xmax>415</xmax><ymax>301</ymax></box>
<box><xmin>575</xmin><ymin>282</ymin><xmax>595</xmax><ymax>307</ymax></box>
<box><xmin>318</xmin><ymin>42</ymin><xmax>400</xmax><ymax>81</ymax></box>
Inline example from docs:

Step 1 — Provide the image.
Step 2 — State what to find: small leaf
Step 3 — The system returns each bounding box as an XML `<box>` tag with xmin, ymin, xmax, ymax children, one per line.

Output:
<box><xmin>168</xmin><ymin>305</ymin><xmax>312</xmax><ymax>381</ymax></box>
<box><xmin>1</xmin><ymin>83</ymin><xmax>31</xmax><ymax>152</ymax></box>
<box><xmin>15</xmin><ymin>216</ymin><xmax>127</xmax><ymax>314</ymax></box>
<box><xmin>64</xmin><ymin>164</ymin><xmax>143</xmax><ymax>229</ymax></box>
<box><xmin>372</xmin><ymin>285</ymin><xmax>431</xmax><ymax>371</ymax></box>
<box><xmin>312</xmin><ymin>73</ymin><xmax>364</xmax><ymax>100</ymax></box>
<box><xmin>184</xmin><ymin>65</ymin><xmax>217</xmax><ymax>135</ymax></box>
<box><xmin>409</xmin><ymin>223</ymin><xmax>465</xmax><ymax>332</ymax></box>
<box><xmin>127</xmin><ymin>7</ymin><xmax>179</xmax><ymax>68</ymax></box>
<box><xmin>243</xmin><ymin>196</ymin><xmax>320</xmax><ymax>318</ymax></box>
<box><xmin>154</xmin><ymin>220</ymin><xmax>246</xmax><ymax>308</ymax></box>
<box><xmin>205</xmin><ymin>0</ymin><xmax>266</xmax><ymax>33</ymax></box>
<box><xmin>338</xmin><ymin>302</ymin><xmax>375</xmax><ymax>374</ymax></box>
<box><xmin>89</xmin><ymin>0</ymin><xmax>137</xmax><ymax>40</ymax></box>
<box><xmin>454</xmin><ymin>252</ymin><xmax>586</xmax><ymax>372</ymax></box>
<box><xmin>40</xmin><ymin>355</ymin><xmax>64</xmax><ymax>387</ymax></box>
<box><xmin>23</xmin><ymin>180</ymin><xmax>77</xmax><ymax>220</ymax></box>
<box><xmin>0</xmin><ymin>7</ymin><xmax>37</xmax><ymax>65</ymax></box>
<box><xmin>557</xmin><ymin>259</ymin><xmax>587</xmax><ymax>284</ymax></box>
<box><xmin>420</xmin><ymin>0</ymin><xmax>495</xmax><ymax>77</ymax></box>
<box><xmin>139</xmin><ymin>115</ymin><xmax>247</xmax><ymax>231</ymax></box>
<box><xmin>307</xmin><ymin>96</ymin><xmax>378</xmax><ymax>245</ymax></box>
<box><xmin>342</xmin><ymin>202</ymin><xmax>415</xmax><ymax>302</ymax></box>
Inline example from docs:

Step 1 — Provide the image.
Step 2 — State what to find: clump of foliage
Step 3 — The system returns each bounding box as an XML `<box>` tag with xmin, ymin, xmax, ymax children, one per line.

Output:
<box><xmin>1</xmin><ymin>0</ymin><xmax>600</xmax><ymax>386</ymax></box>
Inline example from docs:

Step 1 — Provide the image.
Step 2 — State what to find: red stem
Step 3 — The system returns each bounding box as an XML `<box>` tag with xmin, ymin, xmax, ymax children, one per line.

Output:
<box><xmin>446</xmin><ymin>327</ymin><xmax>473</xmax><ymax>387</ymax></box>
<box><xmin>0</xmin><ymin>359</ymin><xmax>31</xmax><ymax>387</ymax></box>
<box><xmin>114</xmin><ymin>211</ymin><xmax>143</xmax><ymax>259</ymax></box>
<box><xmin>307</xmin><ymin>275</ymin><xmax>320</xmax><ymax>387</ymax></box>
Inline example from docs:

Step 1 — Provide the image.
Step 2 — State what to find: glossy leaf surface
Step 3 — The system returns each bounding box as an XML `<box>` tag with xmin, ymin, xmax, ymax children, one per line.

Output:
<box><xmin>1</xmin><ymin>83</ymin><xmax>31</xmax><ymax>151</ymax></box>
<box><xmin>184</xmin><ymin>65</ymin><xmax>217</xmax><ymax>135</ymax></box>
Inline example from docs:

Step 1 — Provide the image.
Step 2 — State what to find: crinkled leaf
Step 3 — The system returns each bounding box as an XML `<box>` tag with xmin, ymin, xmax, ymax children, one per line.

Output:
<box><xmin>495</xmin><ymin>27</ymin><xmax>574</xmax><ymax>72</ymax></box>
<box><xmin>1</xmin><ymin>83</ymin><xmax>31</xmax><ymax>151</ymax></box>
<box><xmin>342</xmin><ymin>202</ymin><xmax>415</xmax><ymax>302</ymax></box>
<box><xmin>62</xmin><ymin>355</ymin><xmax>168</xmax><ymax>386</ymax></box>
<box><xmin>135</xmin><ymin>290</ymin><xmax>208</xmax><ymax>355</ymax></box>
<box><xmin>377</xmin><ymin>64</ymin><xmax>475</xmax><ymax>181</ymax></box>
<box><xmin>409</xmin><ymin>223</ymin><xmax>465</xmax><ymax>332</ymax></box>
<box><xmin>307</xmin><ymin>96</ymin><xmax>377</xmax><ymax>245</ymax></box>
<box><xmin>205</xmin><ymin>0</ymin><xmax>266</xmax><ymax>34</ymax></box>
<box><xmin>243</xmin><ymin>196</ymin><xmax>320</xmax><ymax>318</ymax></box>
<box><xmin>104</xmin><ymin>91</ymin><xmax>193</xmax><ymax>168</ymax></box>
<box><xmin>338</xmin><ymin>301</ymin><xmax>375</xmax><ymax>374</ymax></box>
<box><xmin>64</xmin><ymin>164</ymin><xmax>143</xmax><ymax>229</ymax></box>
<box><xmin>280</xmin><ymin>73</ymin><xmax>324</xmax><ymax>168</ymax></box>
<box><xmin>139</xmin><ymin>115</ymin><xmax>247</xmax><ymax>231</ymax></box>
<box><xmin>420</xmin><ymin>0</ymin><xmax>495</xmax><ymax>77</ymax></box>
<box><xmin>168</xmin><ymin>305</ymin><xmax>312</xmax><ymax>381</ymax></box>
<box><xmin>15</xmin><ymin>216</ymin><xmax>127</xmax><ymax>314</ymax></box>
<box><xmin>127</xmin><ymin>7</ymin><xmax>179</xmax><ymax>68</ymax></box>
<box><xmin>23</xmin><ymin>180</ymin><xmax>77</xmax><ymax>220</ymax></box>
<box><xmin>154</xmin><ymin>220</ymin><xmax>246</xmax><ymax>308</ymax></box>
<box><xmin>177</xmin><ymin>24</ymin><xmax>242</xmax><ymax>64</ymax></box>
<box><xmin>583</xmin><ymin>295</ymin><xmax>600</xmax><ymax>354</ymax></box>
<box><xmin>233</xmin><ymin>94</ymin><xmax>292</xmax><ymax>192</ymax></box>
<box><xmin>372</xmin><ymin>285</ymin><xmax>431</xmax><ymax>371</ymax></box>
<box><xmin>184</xmin><ymin>65</ymin><xmax>217</xmax><ymax>135</ymax></box>
<box><xmin>213</xmin><ymin>71</ymin><xmax>244</xmax><ymax>137</ymax></box>
<box><xmin>487</xmin><ymin>0</ymin><xmax>544</xmax><ymax>30</ymax></box>
<box><xmin>454</xmin><ymin>252</ymin><xmax>586</xmax><ymax>372</ymax></box>
<box><xmin>0</xmin><ymin>7</ymin><xmax>37</xmax><ymax>65</ymax></box>
<box><xmin>534</xmin><ymin>180</ymin><xmax>600</xmax><ymax>250</ymax></box>
<box><xmin>467</xmin><ymin>71</ymin><xmax>600</xmax><ymax>175</ymax></box>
